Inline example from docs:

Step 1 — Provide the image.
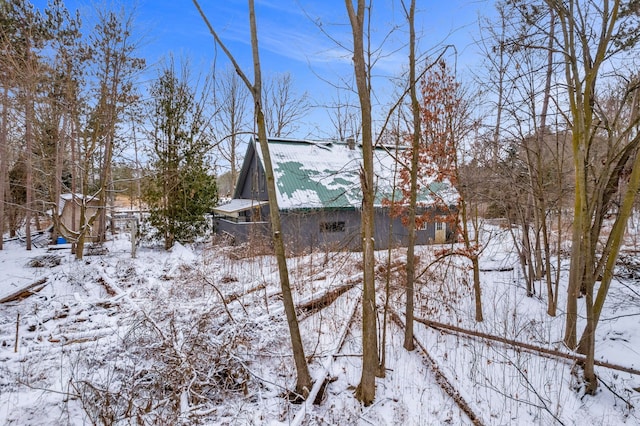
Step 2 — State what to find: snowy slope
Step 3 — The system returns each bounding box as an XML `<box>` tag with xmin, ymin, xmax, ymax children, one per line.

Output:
<box><xmin>0</xmin><ymin>228</ymin><xmax>639</xmax><ymax>425</ymax></box>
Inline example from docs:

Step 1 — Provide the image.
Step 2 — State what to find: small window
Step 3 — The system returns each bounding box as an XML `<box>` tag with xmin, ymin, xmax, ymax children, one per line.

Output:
<box><xmin>435</xmin><ymin>222</ymin><xmax>444</xmax><ymax>231</ymax></box>
<box><xmin>320</xmin><ymin>221</ymin><xmax>345</xmax><ymax>233</ymax></box>
<box><xmin>418</xmin><ymin>221</ymin><xmax>428</xmax><ymax>231</ymax></box>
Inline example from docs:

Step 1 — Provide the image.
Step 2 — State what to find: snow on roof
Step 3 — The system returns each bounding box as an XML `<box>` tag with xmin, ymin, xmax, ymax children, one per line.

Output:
<box><xmin>57</xmin><ymin>193</ymin><xmax>99</xmax><ymax>216</ymax></box>
<box><xmin>253</xmin><ymin>138</ymin><xmax>458</xmax><ymax>210</ymax></box>
<box><xmin>213</xmin><ymin>199</ymin><xmax>268</xmax><ymax>216</ymax></box>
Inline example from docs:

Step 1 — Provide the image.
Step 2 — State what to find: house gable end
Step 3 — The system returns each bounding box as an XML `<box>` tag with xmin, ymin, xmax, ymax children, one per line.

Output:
<box><xmin>233</xmin><ymin>139</ymin><xmax>268</xmax><ymax>201</ymax></box>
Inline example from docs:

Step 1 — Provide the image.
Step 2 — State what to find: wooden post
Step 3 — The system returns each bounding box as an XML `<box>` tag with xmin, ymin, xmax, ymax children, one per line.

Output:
<box><xmin>14</xmin><ymin>313</ymin><xmax>20</xmax><ymax>353</ymax></box>
<box><xmin>130</xmin><ymin>218</ymin><xmax>138</xmax><ymax>259</ymax></box>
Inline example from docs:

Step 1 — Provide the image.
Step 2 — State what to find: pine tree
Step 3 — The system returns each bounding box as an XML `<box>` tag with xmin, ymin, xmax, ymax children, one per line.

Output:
<box><xmin>143</xmin><ymin>60</ymin><xmax>217</xmax><ymax>249</ymax></box>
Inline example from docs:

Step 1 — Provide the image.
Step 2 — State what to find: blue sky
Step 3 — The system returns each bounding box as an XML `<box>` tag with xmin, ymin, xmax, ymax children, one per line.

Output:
<box><xmin>31</xmin><ymin>0</ymin><xmax>494</xmax><ymax>138</ymax></box>
<box><xmin>178</xmin><ymin>1</ymin><xmax>490</xmax><ymax>82</ymax></box>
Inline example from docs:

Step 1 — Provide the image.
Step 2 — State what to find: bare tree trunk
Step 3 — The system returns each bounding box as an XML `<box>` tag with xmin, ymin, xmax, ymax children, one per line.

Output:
<box><xmin>75</xmin><ymin>127</ymin><xmax>101</xmax><ymax>260</ymax></box>
<box><xmin>230</xmin><ymin>135</ymin><xmax>238</xmax><ymax>189</ymax></box>
<box><xmin>540</xmin><ymin>8</ymin><xmax>556</xmax><ymax>315</ymax></box>
<box><xmin>132</xmin><ymin>122</ymin><xmax>142</xmax><ymax>214</ymax></box>
<box><xmin>542</xmin><ymin>215</ymin><xmax>555</xmax><ymax>315</ymax></box>
<box><xmin>379</xmin><ymin>133</ymin><xmax>402</xmax><ymax>375</ymax></box>
<box><xmin>563</xmin><ymin>131</ymin><xmax>586</xmax><ymax>349</ymax></box>
<box><xmin>0</xmin><ymin>85</ymin><xmax>8</xmax><ymax>250</ymax></box>
<box><xmin>345</xmin><ymin>0</ymin><xmax>380</xmax><ymax>405</ymax></box>
<box><xmin>583</xmin><ymin>284</ymin><xmax>597</xmax><ymax>394</ymax></box>
<box><xmin>215</xmin><ymin>68</ymin><xmax>249</xmax><ymax>195</ymax></box>
<box><xmin>25</xmin><ymin>85</ymin><xmax>34</xmax><ymax>251</ymax></box>
<box><xmin>193</xmin><ymin>0</ymin><xmax>312</xmax><ymax>398</ymax></box>
<box><xmin>515</xmin><ymin>201</ymin><xmax>534</xmax><ymax>297</ymax></box>
<box><xmin>577</xmin><ymin>145</ymin><xmax>640</xmax><ymax>356</ymax></box>
<box><xmin>52</xmin><ymin>113</ymin><xmax>66</xmax><ymax>244</ymax></box>
<box><xmin>471</xmin><ymin>254</ymin><xmax>483</xmax><ymax>321</ymax></box>
<box><xmin>491</xmin><ymin>6</ymin><xmax>508</xmax><ymax>160</ymax></box>
<box><xmin>70</xmin><ymin>118</ymin><xmax>78</xmax><ymax>254</ymax></box>
<box><xmin>97</xmin><ymin>103</ymin><xmax>115</xmax><ymax>243</ymax></box>
<box><xmin>460</xmin><ymin>199</ymin><xmax>483</xmax><ymax>322</ymax></box>
<box><xmin>403</xmin><ymin>0</ymin><xmax>418</xmax><ymax>352</ymax></box>
<box><xmin>248</xmin><ymin>1</ymin><xmax>311</xmax><ymax>398</ymax></box>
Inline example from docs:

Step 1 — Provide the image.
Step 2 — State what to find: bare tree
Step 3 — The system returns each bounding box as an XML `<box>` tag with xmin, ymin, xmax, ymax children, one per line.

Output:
<box><xmin>214</xmin><ymin>66</ymin><xmax>250</xmax><ymax>194</ymax></box>
<box><xmin>263</xmin><ymin>72</ymin><xmax>310</xmax><ymax>138</ymax></box>
<box><xmin>88</xmin><ymin>4</ymin><xmax>144</xmax><ymax>243</ymax></box>
<box><xmin>544</xmin><ymin>0</ymin><xmax>640</xmax><ymax>394</ymax></box>
<box><xmin>478</xmin><ymin>1</ymin><xmax>570</xmax><ymax>317</ymax></box>
<box><xmin>344</xmin><ymin>0</ymin><xmax>380</xmax><ymax>405</ymax></box>
<box><xmin>0</xmin><ymin>84</ymin><xmax>7</xmax><ymax>250</ymax></box>
<box><xmin>327</xmin><ymin>90</ymin><xmax>361</xmax><ymax>142</ymax></box>
<box><xmin>401</xmin><ymin>0</ymin><xmax>419</xmax><ymax>351</ymax></box>
<box><xmin>193</xmin><ymin>0</ymin><xmax>313</xmax><ymax>399</ymax></box>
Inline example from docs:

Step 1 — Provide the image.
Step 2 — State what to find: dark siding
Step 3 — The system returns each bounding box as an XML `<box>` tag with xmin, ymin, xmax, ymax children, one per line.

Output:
<box><xmin>237</xmin><ymin>152</ymin><xmax>268</xmax><ymax>201</ymax></box>
<box><xmin>373</xmin><ymin>209</ymin><xmax>436</xmax><ymax>248</ymax></box>
<box><xmin>234</xmin><ymin>140</ymin><xmax>269</xmax><ymax>203</ymax></box>
<box><xmin>278</xmin><ymin>208</ymin><xmax>441</xmax><ymax>253</ymax></box>
<box><xmin>213</xmin><ymin>218</ymin><xmax>270</xmax><ymax>245</ymax></box>
<box><xmin>281</xmin><ymin>209</ymin><xmax>361</xmax><ymax>252</ymax></box>
<box><xmin>215</xmin><ymin>205</ymin><xmax>451</xmax><ymax>252</ymax></box>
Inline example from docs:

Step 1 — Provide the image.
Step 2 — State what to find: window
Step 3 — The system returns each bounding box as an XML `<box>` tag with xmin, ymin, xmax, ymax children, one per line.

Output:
<box><xmin>320</xmin><ymin>221</ymin><xmax>345</xmax><ymax>233</ymax></box>
<box><xmin>435</xmin><ymin>222</ymin><xmax>444</xmax><ymax>231</ymax></box>
<box><xmin>418</xmin><ymin>221</ymin><xmax>428</xmax><ymax>231</ymax></box>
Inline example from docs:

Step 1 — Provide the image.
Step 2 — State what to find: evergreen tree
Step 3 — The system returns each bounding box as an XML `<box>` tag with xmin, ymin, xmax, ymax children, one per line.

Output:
<box><xmin>143</xmin><ymin>60</ymin><xmax>217</xmax><ymax>249</ymax></box>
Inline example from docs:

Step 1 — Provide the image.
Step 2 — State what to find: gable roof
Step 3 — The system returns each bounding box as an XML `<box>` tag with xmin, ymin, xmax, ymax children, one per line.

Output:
<box><xmin>250</xmin><ymin>138</ymin><xmax>458</xmax><ymax>210</ymax></box>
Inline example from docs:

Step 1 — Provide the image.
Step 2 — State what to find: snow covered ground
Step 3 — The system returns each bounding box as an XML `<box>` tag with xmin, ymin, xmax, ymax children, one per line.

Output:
<box><xmin>1</xmin><ymin>226</ymin><xmax>639</xmax><ymax>425</ymax></box>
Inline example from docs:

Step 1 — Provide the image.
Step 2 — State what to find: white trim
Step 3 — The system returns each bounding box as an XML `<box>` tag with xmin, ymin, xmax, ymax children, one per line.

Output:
<box><xmin>213</xmin><ymin>199</ymin><xmax>268</xmax><ymax>216</ymax></box>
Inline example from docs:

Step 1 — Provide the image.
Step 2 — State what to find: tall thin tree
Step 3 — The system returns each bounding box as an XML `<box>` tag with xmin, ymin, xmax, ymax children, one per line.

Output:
<box><xmin>193</xmin><ymin>0</ymin><xmax>312</xmax><ymax>399</ymax></box>
<box><xmin>215</xmin><ymin>66</ymin><xmax>249</xmax><ymax>194</ymax></box>
<box><xmin>345</xmin><ymin>0</ymin><xmax>380</xmax><ymax>405</ymax></box>
<box><xmin>89</xmin><ymin>5</ymin><xmax>144</xmax><ymax>243</ymax></box>
<box><xmin>400</xmin><ymin>0</ymin><xmax>419</xmax><ymax>351</ymax></box>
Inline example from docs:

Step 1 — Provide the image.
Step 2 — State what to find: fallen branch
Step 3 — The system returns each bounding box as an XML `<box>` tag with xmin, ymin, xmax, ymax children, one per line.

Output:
<box><xmin>478</xmin><ymin>266</ymin><xmax>514</xmax><ymax>272</ymax></box>
<box><xmin>0</xmin><ymin>278</ymin><xmax>48</xmax><ymax>303</ymax></box>
<box><xmin>414</xmin><ymin>316</ymin><xmax>640</xmax><ymax>376</ymax></box>
<box><xmin>97</xmin><ymin>273</ymin><xmax>119</xmax><ymax>297</ymax></box>
<box><xmin>48</xmin><ymin>329</ymin><xmax>115</xmax><ymax>346</ymax></box>
<box><xmin>390</xmin><ymin>310</ymin><xmax>484</xmax><ymax>426</ymax></box>
<box><xmin>290</xmin><ymin>293</ymin><xmax>361</xmax><ymax>426</ymax></box>
<box><xmin>297</xmin><ymin>282</ymin><xmax>358</xmax><ymax>318</ymax></box>
<box><xmin>224</xmin><ymin>282</ymin><xmax>267</xmax><ymax>304</ymax></box>
<box><xmin>294</xmin><ymin>258</ymin><xmax>401</xmax><ymax>315</ymax></box>
<box><xmin>257</xmin><ymin>278</ymin><xmax>360</xmax><ymax>322</ymax></box>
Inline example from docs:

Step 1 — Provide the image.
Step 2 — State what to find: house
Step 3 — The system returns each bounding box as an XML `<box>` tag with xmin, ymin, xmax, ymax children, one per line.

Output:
<box><xmin>213</xmin><ymin>138</ymin><xmax>458</xmax><ymax>252</ymax></box>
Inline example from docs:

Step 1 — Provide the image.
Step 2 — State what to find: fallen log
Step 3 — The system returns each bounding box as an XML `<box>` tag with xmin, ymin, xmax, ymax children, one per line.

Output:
<box><xmin>289</xmin><ymin>293</ymin><xmax>361</xmax><ymax>426</ymax></box>
<box><xmin>391</xmin><ymin>310</ymin><xmax>484</xmax><ymax>426</ymax></box>
<box><xmin>296</xmin><ymin>282</ymin><xmax>357</xmax><ymax>317</ymax></box>
<box><xmin>478</xmin><ymin>266</ymin><xmax>514</xmax><ymax>272</ymax></box>
<box><xmin>0</xmin><ymin>277</ymin><xmax>49</xmax><ymax>303</ymax></box>
<box><xmin>414</xmin><ymin>316</ymin><xmax>640</xmax><ymax>376</ymax></box>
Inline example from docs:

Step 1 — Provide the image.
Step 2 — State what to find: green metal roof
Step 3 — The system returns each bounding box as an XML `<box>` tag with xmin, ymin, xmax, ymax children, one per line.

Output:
<box><xmin>253</xmin><ymin>138</ymin><xmax>458</xmax><ymax>210</ymax></box>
